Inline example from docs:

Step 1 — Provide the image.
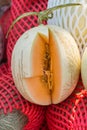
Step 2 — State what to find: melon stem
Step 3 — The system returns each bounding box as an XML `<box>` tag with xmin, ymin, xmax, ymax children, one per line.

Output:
<box><xmin>6</xmin><ymin>3</ymin><xmax>81</xmax><ymax>38</ymax></box>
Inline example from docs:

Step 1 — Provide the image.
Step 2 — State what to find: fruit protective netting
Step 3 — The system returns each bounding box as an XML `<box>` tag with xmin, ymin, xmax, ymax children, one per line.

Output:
<box><xmin>46</xmin><ymin>78</ymin><xmax>87</xmax><ymax>130</ymax></box>
<box><xmin>0</xmin><ymin>0</ymin><xmax>87</xmax><ymax>130</ymax></box>
<box><xmin>0</xmin><ymin>0</ymin><xmax>48</xmax><ymax>129</ymax></box>
<box><xmin>48</xmin><ymin>0</ymin><xmax>87</xmax><ymax>56</ymax></box>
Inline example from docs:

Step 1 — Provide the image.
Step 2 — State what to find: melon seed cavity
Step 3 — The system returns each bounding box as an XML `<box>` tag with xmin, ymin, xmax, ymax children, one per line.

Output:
<box><xmin>42</xmin><ymin>43</ymin><xmax>53</xmax><ymax>92</ymax></box>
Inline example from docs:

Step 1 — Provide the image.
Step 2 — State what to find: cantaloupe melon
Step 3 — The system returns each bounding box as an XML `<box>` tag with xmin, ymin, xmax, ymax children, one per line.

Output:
<box><xmin>11</xmin><ymin>25</ymin><xmax>80</xmax><ymax>105</ymax></box>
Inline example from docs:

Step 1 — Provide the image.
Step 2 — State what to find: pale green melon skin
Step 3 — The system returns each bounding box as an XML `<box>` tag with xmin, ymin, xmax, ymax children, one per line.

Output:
<box><xmin>47</xmin><ymin>0</ymin><xmax>87</xmax><ymax>56</ymax></box>
<box><xmin>81</xmin><ymin>47</ymin><xmax>87</xmax><ymax>89</ymax></box>
<box><xmin>11</xmin><ymin>25</ymin><xmax>81</xmax><ymax>105</ymax></box>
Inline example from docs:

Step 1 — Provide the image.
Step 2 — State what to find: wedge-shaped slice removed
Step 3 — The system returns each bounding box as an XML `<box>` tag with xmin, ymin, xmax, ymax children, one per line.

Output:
<box><xmin>11</xmin><ymin>25</ymin><xmax>80</xmax><ymax>105</ymax></box>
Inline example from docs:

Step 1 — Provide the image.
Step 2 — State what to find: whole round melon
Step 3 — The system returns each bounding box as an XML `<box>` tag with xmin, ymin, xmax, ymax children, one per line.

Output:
<box><xmin>11</xmin><ymin>25</ymin><xmax>80</xmax><ymax>105</ymax></box>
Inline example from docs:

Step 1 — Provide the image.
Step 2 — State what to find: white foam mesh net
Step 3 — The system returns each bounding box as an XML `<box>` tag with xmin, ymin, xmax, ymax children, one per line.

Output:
<box><xmin>47</xmin><ymin>0</ymin><xmax>87</xmax><ymax>56</ymax></box>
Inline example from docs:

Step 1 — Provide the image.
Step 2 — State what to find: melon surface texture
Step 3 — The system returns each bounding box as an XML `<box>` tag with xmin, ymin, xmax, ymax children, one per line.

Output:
<box><xmin>81</xmin><ymin>47</ymin><xmax>87</xmax><ymax>89</ymax></box>
<box><xmin>11</xmin><ymin>25</ymin><xmax>80</xmax><ymax>105</ymax></box>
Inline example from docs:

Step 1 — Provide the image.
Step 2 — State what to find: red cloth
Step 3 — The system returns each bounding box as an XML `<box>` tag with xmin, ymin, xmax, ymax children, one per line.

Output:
<box><xmin>0</xmin><ymin>0</ymin><xmax>87</xmax><ymax>130</ymax></box>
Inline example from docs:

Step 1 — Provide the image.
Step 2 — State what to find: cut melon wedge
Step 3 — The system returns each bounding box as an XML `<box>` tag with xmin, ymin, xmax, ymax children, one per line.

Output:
<box><xmin>23</xmin><ymin>76</ymin><xmax>51</xmax><ymax>105</ymax></box>
<box><xmin>11</xmin><ymin>25</ymin><xmax>80</xmax><ymax>105</ymax></box>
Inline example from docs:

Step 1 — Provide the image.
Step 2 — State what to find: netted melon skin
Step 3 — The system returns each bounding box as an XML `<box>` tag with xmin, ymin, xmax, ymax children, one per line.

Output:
<box><xmin>48</xmin><ymin>0</ymin><xmax>87</xmax><ymax>56</ymax></box>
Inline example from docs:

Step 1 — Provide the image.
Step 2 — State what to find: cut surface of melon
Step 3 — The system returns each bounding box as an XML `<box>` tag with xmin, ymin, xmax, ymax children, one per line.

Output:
<box><xmin>11</xmin><ymin>25</ymin><xmax>80</xmax><ymax>105</ymax></box>
<box><xmin>23</xmin><ymin>29</ymin><xmax>61</xmax><ymax>105</ymax></box>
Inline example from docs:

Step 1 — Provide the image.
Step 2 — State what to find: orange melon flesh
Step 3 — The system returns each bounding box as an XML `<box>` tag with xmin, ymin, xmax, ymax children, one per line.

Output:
<box><xmin>23</xmin><ymin>76</ymin><xmax>51</xmax><ymax>105</ymax></box>
<box><xmin>30</xmin><ymin>33</ymin><xmax>49</xmax><ymax>76</ymax></box>
<box><xmin>49</xmin><ymin>29</ymin><xmax>61</xmax><ymax>104</ymax></box>
<box><xmin>23</xmin><ymin>29</ymin><xmax>61</xmax><ymax>105</ymax></box>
